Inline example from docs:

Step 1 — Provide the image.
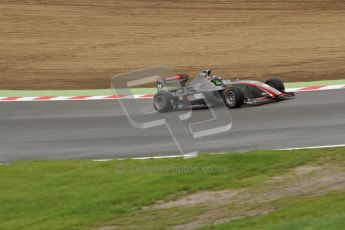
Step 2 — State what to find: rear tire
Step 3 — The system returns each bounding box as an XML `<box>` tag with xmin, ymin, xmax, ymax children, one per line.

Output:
<box><xmin>265</xmin><ymin>78</ymin><xmax>285</xmax><ymax>92</ymax></box>
<box><xmin>153</xmin><ymin>92</ymin><xmax>174</xmax><ymax>113</ymax></box>
<box><xmin>223</xmin><ymin>87</ymin><xmax>244</xmax><ymax>109</ymax></box>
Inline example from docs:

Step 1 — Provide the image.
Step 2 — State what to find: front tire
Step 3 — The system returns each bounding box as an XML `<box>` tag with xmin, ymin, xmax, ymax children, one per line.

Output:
<box><xmin>265</xmin><ymin>78</ymin><xmax>285</xmax><ymax>92</ymax></box>
<box><xmin>153</xmin><ymin>92</ymin><xmax>174</xmax><ymax>113</ymax></box>
<box><xmin>223</xmin><ymin>87</ymin><xmax>244</xmax><ymax>109</ymax></box>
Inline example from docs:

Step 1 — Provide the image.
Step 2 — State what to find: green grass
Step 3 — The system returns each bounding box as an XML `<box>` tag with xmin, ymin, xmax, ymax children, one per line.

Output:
<box><xmin>0</xmin><ymin>148</ymin><xmax>344</xmax><ymax>230</ymax></box>
<box><xmin>0</xmin><ymin>88</ymin><xmax>155</xmax><ymax>97</ymax></box>
<box><xmin>204</xmin><ymin>191</ymin><xmax>345</xmax><ymax>230</ymax></box>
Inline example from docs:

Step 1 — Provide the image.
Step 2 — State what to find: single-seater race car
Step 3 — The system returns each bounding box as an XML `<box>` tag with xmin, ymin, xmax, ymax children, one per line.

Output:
<box><xmin>153</xmin><ymin>69</ymin><xmax>295</xmax><ymax>112</ymax></box>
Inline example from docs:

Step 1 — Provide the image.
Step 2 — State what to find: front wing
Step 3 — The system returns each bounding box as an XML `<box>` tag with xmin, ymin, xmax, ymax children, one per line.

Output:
<box><xmin>246</xmin><ymin>91</ymin><xmax>295</xmax><ymax>106</ymax></box>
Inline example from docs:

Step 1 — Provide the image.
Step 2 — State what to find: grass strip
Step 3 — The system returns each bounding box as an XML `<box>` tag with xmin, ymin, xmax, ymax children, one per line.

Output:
<box><xmin>0</xmin><ymin>148</ymin><xmax>344</xmax><ymax>229</ymax></box>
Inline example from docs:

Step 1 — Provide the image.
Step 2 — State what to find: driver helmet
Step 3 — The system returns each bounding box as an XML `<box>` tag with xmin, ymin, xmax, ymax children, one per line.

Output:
<box><xmin>210</xmin><ymin>75</ymin><xmax>224</xmax><ymax>86</ymax></box>
<box><xmin>200</xmin><ymin>70</ymin><xmax>212</xmax><ymax>79</ymax></box>
<box><xmin>212</xmin><ymin>75</ymin><xmax>222</xmax><ymax>80</ymax></box>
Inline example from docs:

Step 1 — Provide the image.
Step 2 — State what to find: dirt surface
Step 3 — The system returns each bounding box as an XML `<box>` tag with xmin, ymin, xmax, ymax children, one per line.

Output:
<box><xmin>157</xmin><ymin>164</ymin><xmax>345</xmax><ymax>229</ymax></box>
<box><xmin>1</xmin><ymin>0</ymin><xmax>345</xmax><ymax>89</ymax></box>
<box><xmin>97</xmin><ymin>163</ymin><xmax>345</xmax><ymax>229</ymax></box>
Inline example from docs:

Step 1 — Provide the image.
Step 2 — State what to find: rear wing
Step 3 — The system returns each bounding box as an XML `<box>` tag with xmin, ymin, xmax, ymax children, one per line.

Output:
<box><xmin>157</xmin><ymin>74</ymin><xmax>189</xmax><ymax>91</ymax></box>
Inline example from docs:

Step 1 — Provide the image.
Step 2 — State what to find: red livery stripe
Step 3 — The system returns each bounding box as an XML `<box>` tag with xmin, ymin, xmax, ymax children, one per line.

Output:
<box><xmin>165</xmin><ymin>74</ymin><xmax>182</xmax><ymax>80</ymax></box>
<box><xmin>256</xmin><ymin>97</ymin><xmax>269</xmax><ymax>101</ymax></box>
<box><xmin>245</xmin><ymin>83</ymin><xmax>279</xmax><ymax>96</ymax></box>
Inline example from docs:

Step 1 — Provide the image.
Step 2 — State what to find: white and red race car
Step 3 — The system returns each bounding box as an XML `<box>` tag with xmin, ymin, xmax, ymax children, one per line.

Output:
<box><xmin>153</xmin><ymin>69</ymin><xmax>295</xmax><ymax>112</ymax></box>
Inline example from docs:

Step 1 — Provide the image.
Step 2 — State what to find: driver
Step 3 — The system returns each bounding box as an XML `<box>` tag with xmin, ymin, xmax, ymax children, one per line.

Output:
<box><xmin>200</xmin><ymin>70</ymin><xmax>212</xmax><ymax>79</ymax></box>
<box><xmin>210</xmin><ymin>75</ymin><xmax>224</xmax><ymax>86</ymax></box>
<box><xmin>199</xmin><ymin>70</ymin><xmax>224</xmax><ymax>86</ymax></box>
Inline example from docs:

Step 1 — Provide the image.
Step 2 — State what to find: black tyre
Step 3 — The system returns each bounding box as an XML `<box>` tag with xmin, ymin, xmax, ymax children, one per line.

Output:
<box><xmin>265</xmin><ymin>78</ymin><xmax>285</xmax><ymax>92</ymax></box>
<box><xmin>223</xmin><ymin>87</ymin><xmax>244</xmax><ymax>109</ymax></box>
<box><xmin>153</xmin><ymin>92</ymin><xmax>174</xmax><ymax>113</ymax></box>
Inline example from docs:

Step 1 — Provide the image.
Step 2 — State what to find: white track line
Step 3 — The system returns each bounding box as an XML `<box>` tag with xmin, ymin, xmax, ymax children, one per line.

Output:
<box><xmin>131</xmin><ymin>153</ymin><xmax>197</xmax><ymax>160</ymax></box>
<box><xmin>277</xmin><ymin>144</ymin><xmax>345</xmax><ymax>151</ymax></box>
<box><xmin>92</xmin><ymin>159</ymin><xmax>113</xmax><ymax>162</ymax></box>
<box><xmin>3</xmin><ymin>145</ymin><xmax>344</xmax><ymax>164</ymax></box>
<box><xmin>92</xmin><ymin>153</ymin><xmax>197</xmax><ymax>162</ymax></box>
<box><xmin>92</xmin><ymin>144</ymin><xmax>345</xmax><ymax>162</ymax></box>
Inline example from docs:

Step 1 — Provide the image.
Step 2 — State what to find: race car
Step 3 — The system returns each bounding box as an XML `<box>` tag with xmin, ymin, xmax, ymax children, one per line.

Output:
<box><xmin>153</xmin><ymin>69</ymin><xmax>295</xmax><ymax>112</ymax></box>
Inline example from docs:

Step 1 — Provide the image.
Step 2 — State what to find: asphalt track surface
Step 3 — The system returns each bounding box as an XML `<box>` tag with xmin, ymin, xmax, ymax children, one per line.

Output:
<box><xmin>1</xmin><ymin>90</ymin><xmax>344</xmax><ymax>162</ymax></box>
